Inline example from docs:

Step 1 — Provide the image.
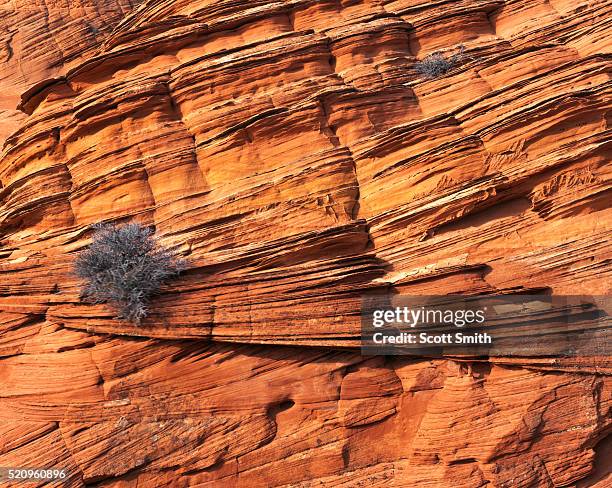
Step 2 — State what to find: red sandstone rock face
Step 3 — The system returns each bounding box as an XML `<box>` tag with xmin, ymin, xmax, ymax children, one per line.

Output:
<box><xmin>0</xmin><ymin>0</ymin><xmax>610</xmax><ymax>486</ymax></box>
<box><xmin>0</xmin><ymin>0</ymin><xmax>144</xmax><ymax>110</ymax></box>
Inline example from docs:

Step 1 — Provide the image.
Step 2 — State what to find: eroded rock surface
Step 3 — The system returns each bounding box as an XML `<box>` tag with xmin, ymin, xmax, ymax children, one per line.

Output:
<box><xmin>0</xmin><ymin>0</ymin><xmax>610</xmax><ymax>486</ymax></box>
<box><xmin>0</xmin><ymin>0</ymin><xmax>144</xmax><ymax>111</ymax></box>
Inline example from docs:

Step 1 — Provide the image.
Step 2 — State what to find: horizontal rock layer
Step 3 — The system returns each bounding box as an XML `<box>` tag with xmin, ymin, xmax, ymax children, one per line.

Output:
<box><xmin>0</xmin><ymin>0</ymin><xmax>610</xmax><ymax>486</ymax></box>
<box><xmin>0</xmin><ymin>0</ymin><xmax>144</xmax><ymax>113</ymax></box>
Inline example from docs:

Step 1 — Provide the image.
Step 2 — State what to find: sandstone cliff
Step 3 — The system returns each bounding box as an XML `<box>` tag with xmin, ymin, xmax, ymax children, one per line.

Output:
<box><xmin>0</xmin><ymin>0</ymin><xmax>610</xmax><ymax>486</ymax></box>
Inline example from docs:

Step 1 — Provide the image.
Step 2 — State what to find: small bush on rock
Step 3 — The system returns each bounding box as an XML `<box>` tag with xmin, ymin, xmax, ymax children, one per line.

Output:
<box><xmin>414</xmin><ymin>46</ymin><xmax>467</xmax><ymax>78</ymax></box>
<box><xmin>75</xmin><ymin>223</ymin><xmax>185</xmax><ymax>324</ymax></box>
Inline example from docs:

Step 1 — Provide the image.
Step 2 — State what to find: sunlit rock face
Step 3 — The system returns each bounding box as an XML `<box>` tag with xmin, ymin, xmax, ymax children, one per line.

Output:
<box><xmin>0</xmin><ymin>0</ymin><xmax>610</xmax><ymax>486</ymax></box>
<box><xmin>0</xmin><ymin>0</ymin><xmax>144</xmax><ymax>143</ymax></box>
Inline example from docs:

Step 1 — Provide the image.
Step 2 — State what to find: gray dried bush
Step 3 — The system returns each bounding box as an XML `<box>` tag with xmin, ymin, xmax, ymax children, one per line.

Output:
<box><xmin>414</xmin><ymin>46</ymin><xmax>466</xmax><ymax>78</ymax></box>
<box><xmin>75</xmin><ymin>223</ymin><xmax>185</xmax><ymax>324</ymax></box>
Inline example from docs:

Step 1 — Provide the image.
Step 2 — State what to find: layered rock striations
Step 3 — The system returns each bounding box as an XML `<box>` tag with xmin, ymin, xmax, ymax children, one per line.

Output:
<box><xmin>0</xmin><ymin>0</ymin><xmax>145</xmax><ymax>144</ymax></box>
<box><xmin>0</xmin><ymin>0</ymin><xmax>610</xmax><ymax>486</ymax></box>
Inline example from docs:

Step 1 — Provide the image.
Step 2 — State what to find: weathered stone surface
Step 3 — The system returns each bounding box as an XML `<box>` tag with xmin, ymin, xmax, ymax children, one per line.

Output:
<box><xmin>0</xmin><ymin>0</ymin><xmax>144</xmax><ymax>113</ymax></box>
<box><xmin>0</xmin><ymin>0</ymin><xmax>610</xmax><ymax>486</ymax></box>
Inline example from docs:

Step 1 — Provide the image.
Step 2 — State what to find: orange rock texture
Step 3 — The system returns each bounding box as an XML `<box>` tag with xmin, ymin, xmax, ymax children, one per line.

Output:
<box><xmin>1</xmin><ymin>0</ymin><xmax>611</xmax><ymax>486</ymax></box>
